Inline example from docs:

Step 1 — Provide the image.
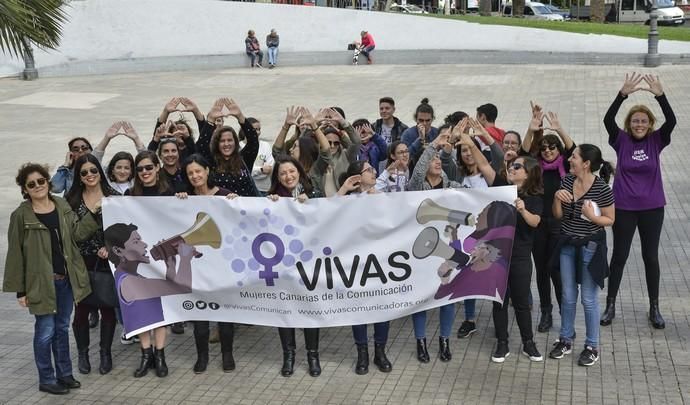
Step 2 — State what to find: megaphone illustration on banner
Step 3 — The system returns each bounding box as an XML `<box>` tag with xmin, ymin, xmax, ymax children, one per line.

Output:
<box><xmin>416</xmin><ymin>198</ymin><xmax>476</xmax><ymax>227</ymax></box>
<box><xmin>412</xmin><ymin>227</ymin><xmax>471</xmax><ymax>266</ymax></box>
<box><xmin>150</xmin><ymin>212</ymin><xmax>221</xmax><ymax>261</ymax></box>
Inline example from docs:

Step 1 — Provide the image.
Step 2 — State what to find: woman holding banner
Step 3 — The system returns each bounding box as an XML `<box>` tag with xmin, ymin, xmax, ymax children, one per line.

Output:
<box><xmin>267</xmin><ymin>155</ymin><xmax>323</xmax><ymax>377</ymax></box>
<box><xmin>550</xmin><ymin>144</ymin><xmax>614</xmax><ymax>367</ymax></box>
<box><xmin>65</xmin><ymin>155</ymin><xmax>120</xmax><ymax>375</ymax></box>
<box><xmin>337</xmin><ymin>161</ymin><xmax>393</xmax><ymax>374</ymax></box>
<box><xmin>123</xmin><ymin>151</ymin><xmax>174</xmax><ymax>378</ymax></box>
<box><xmin>176</xmin><ymin>154</ymin><xmax>237</xmax><ymax>373</ymax></box>
<box><xmin>4</xmin><ymin>163</ymin><xmax>99</xmax><ymax>395</ymax></box>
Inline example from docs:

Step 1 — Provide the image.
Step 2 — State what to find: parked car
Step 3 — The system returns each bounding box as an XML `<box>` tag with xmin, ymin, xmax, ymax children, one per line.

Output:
<box><xmin>389</xmin><ymin>4</ymin><xmax>429</xmax><ymax>13</ymax></box>
<box><xmin>545</xmin><ymin>4</ymin><xmax>572</xmax><ymax>19</ymax></box>
<box><xmin>502</xmin><ymin>2</ymin><xmax>566</xmax><ymax>20</ymax></box>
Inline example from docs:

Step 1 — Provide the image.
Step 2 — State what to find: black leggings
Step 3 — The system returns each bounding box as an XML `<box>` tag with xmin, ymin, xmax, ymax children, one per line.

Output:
<box><xmin>493</xmin><ymin>257</ymin><xmax>533</xmax><ymax>343</ymax></box>
<box><xmin>531</xmin><ymin>216</ymin><xmax>562</xmax><ymax>312</ymax></box>
<box><xmin>608</xmin><ymin>207</ymin><xmax>664</xmax><ymax>300</ymax></box>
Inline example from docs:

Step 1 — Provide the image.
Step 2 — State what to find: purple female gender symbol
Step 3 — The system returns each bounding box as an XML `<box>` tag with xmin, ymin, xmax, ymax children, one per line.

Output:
<box><xmin>251</xmin><ymin>233</ymin><xmax>285</xmax><ymax>286</ymax></box>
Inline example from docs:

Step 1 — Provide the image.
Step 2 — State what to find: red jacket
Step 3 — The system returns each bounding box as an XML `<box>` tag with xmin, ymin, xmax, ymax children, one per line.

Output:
<box><xmin>361</xmin><ymin>33</ymin><xmax>375</xmax><ymax>48</ymax></box>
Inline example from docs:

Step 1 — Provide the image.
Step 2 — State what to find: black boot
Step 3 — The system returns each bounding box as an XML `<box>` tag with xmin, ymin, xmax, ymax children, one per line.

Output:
<box><xmin>73</xmin><ymin>323</ymin><xmax>91</xmax><ymax>374</ymax></box>
<box><xmin>134</xmin><ymin>347</ymin><xmax>154</xmax><ymax>378</ymax></box>
<box><xmin>373</xmin><ymin>343</ymin><xmax>392</xmax><ymax>372</ymax></box>
<box><xmin>154</xmin><ymin>347</ymin><xmax>168</xmax><ymax>377</ymax></box>
<box><xmin>355</xmin><ymin>344</ymin><xmax>369</xmax><ymax>375</ymax></box>
<box><xmin>600</xmin><ymin>297</ymin><xmax>616</xmax><ymax>326</ymax></box>
<box><xmin>307</xmin><ymin>350</ymin><xmax>321</xmax><ymax>377</ymax></box>
<box><xmin>193</xmin><ymin>321</ymin><xmax>210</xmax><ymax>374</ymax></box>
<box><xmin>416</xmin><ymin>338</ymin><xmax>430</xmax><ymax>363</ymax></box>
<box><xmin>439</xmin><ymin>337</ymin><xmax>452</xmax><ymax>362</ymax></box>
<box><xmin>537</xmin><ymin>309</ymin><xmax>553</xmax><ymax>333</ymax></box>
<box><xmin>279</xmin><ymin>328</ymin><xmax>296</xmax><ymax>377</ymax></box>
<box><xmin>98</xmin><ymin>320</ymin><xmax>115</xmax><ymax>375</ymax></box>
<box><xmin>649</xmin><ymin>299</ymin><xmax>665</xmax><ymax>329</ymax></box>
<box><xmin>219</xmin><ymin>322</ymin><xmax>235</xmax><ymax>372</ymax></box>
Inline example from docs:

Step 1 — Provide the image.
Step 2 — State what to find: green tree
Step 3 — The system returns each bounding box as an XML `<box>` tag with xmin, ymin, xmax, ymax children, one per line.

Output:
<box><xmin>0</xmin><ymin>0</ymin><xmax>68</xmax><ymax>79</ymax></box>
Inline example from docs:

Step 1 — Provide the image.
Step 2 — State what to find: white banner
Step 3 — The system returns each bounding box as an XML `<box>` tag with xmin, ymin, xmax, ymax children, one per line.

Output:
<box><xmin>102</xmin><ymin>187</ymin><xmax>517</xmax><ymax>336</ymax></box>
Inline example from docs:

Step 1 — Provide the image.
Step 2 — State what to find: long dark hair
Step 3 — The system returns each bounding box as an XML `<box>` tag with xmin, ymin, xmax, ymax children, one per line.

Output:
<box><xmin>106</xmin><ymin>151</ymin><xmax>135</xmax><ymax>183</ymax></box>
<box><xmin>182</xmin><ymin>153</ymin><xmax>215</xmax><ymax>191</ymax></box>
<box><xmin>293</xmin><ymin>136</ymin><xmax>319</xmax><ymax>173</ymax></box>
<box><xmin>130</xmin><ymin>151</ymin><xmax>170</xmax><ymax>196</ymax></box>
<box><xmin>386</xmin><ymin>141</ymin><xmax>405</xmax><ymax>167</ymax></box>
<box><xmin>211</xmin><ymin>126</ymin><xmax>243</xmax><ymax>176</ymax></box>
<box><xmin>338</xmin><ymin>160</ymin><xmax>367</xmax><ymax>193</ymax></box>
<box><xmin>267</xmin><ymin>155</ymin><xmax>313</xmax><ymax>196</ymax></box>
<box><xmin>515</xmin><ymin>156</ymin><xmax>543</xmax><ymax>196</ymax></box>
<box><xmin>577</xmin><ymin>144</ymin><xmax>615</xmax><ymax>183</ymax></box>
<box><xmin>456</xmin><ymin>138</ymin><xmax>481</xmax><ymax>177</ymax></box>
<box><xmin>66</xmin><ymin>154</ymin><xmax>116</xmax><ymax>210</ymax></box>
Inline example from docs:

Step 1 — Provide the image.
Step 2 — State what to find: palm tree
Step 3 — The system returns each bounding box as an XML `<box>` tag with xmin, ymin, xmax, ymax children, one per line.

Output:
<box><xmin>0</xmin><ymin>0</ymin><xmax>68</xmax><ymax>80</ymax></box>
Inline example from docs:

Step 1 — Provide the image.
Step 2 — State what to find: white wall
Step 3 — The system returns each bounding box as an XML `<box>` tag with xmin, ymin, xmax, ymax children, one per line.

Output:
<box><xmin>2</xmin><ymin>0</ymin><xmax>689</xmax><ymax>76</ymax></box>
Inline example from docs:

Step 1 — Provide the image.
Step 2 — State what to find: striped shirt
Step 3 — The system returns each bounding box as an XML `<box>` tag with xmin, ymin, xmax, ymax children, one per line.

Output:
<box><xmin>559</xmin><ymin>174</ymin><xmax>614</xmax><ymax>238</ymax></box>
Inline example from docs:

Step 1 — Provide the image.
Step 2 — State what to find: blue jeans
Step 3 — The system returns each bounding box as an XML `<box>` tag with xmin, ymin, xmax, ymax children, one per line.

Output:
<box><xmin>412</xmin><ymin>304</ymin><xmax>456</xmax><ymax>339</ymax></box>
<box><xmin>34</xmin><ymin>278</ymin><xmax>74</xmax><ymax>384</ymax></box>
<box><xmin>361</xmin><ymin>45</ymin><xmax>375</xmax><ymax>60</ymax></box>
<box><xmin>464</xmin><ymin>299</ymin><xmax>476</xmax><ymax>320</ymax></box>
<box><xmin>352</xmin><ymin>322</ymin><xmax>389</xmax><ymax>345</ymax></box>
<box><xmin>267</xmin><ymin>47</ymin><xmax>279</xmax><ymax>65</ymax></box>
<box><xmin>559</xmin><ymin>244</ymin><xmax>599</xmax><ymax>348</ymax></box>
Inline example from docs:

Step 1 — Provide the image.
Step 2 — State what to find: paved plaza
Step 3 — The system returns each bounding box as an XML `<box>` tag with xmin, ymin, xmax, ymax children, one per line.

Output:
<box><xmin>0</xmin><ymin>64</ymin><xmax>689</xmax><ymax>404</ymax></box>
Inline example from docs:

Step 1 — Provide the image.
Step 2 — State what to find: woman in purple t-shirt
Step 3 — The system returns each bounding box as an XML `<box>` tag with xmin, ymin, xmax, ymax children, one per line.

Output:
<box><xmin>601</xmin><ymin>73</ymin><xmax>676</xmax><ymax>329</ymax></box>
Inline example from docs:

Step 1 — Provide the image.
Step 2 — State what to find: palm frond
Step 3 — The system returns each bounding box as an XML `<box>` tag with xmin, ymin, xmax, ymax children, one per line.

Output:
<box><xmin>0</xmin><ymin>0</ymin><xmax>68</xmax><ymax>57</ymax></box>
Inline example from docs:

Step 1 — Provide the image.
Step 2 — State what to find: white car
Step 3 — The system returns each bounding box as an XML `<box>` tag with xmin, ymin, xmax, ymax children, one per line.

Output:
<box><xmin>503</xmin><ymin>1</ymin><xmax>566</xmax><ymax>20</ymax></box>
<box><xmin>389</xmin><ymin>4</ymin><xmax>429</xmax><ymax>14</ymax></box>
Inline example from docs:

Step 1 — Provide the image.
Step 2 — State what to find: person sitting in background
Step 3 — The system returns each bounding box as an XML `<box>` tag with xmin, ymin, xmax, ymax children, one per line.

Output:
<box><xmin>359</xmin><ymin>30</ymin><xmax>376</xmax><ymax>64</ymax></box>
<box><xmin>266</xmin><ymin>29</ymin><xmax>280</xmax><ymax>69</ymax></box>
<box><xmin>245</xmin><ymin>30</ymin><xmax>263</xmax><ymax>68</ymax></box>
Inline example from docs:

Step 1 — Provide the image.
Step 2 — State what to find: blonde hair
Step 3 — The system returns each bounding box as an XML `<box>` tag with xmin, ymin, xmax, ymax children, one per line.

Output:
<box><xmin>624</xmin><ymin>105</ymin><xmax>656</xmax><ymax>137</ymax></box>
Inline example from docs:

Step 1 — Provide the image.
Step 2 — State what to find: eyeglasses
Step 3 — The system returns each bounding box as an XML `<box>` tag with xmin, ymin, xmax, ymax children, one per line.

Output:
<box><xmin>540</xmin><ymin>144</ymin><xmax>557</xmax><ymax>152</ymax></box>
<box><xmin>360</xmin><ymin>166</ymin><xmax>375</xmax><ymax>175</ymax></box>
<box><xmin>329</xmin><ymin>141</ymin><xmax>341</xmax><ymax>147</ymax></box>
<box><xmin>396</xmin><ymin>150</ymin><xmax>410</xmax><ymax>156</ymax></box>
<box><xmin>80</xmin><ymin>167</ymin><xmax>99</xmax><ymax>177</ymax></box>
<box><xmin>631</xmin><ymin>119</ymin><xmax>649</xmax><ymax>125</ymax></box>
<box><xmin>26</xmin><ymin>178</ymin><xmax>47</xmax><ymax>189</ymax></box>
<box><xmin>136</xmin><ymin>164</ymin><xmax>155</xmax><ymax>173</ymax></box>
<box><xmin>509</xmin><ymin>163</ymin><xmax>525</xmax><ymax>171</ymax></box>
<box><xmin>71</xmin><ymin>145</ymin><xmax>90</xmax><ymax>152</ymax></box>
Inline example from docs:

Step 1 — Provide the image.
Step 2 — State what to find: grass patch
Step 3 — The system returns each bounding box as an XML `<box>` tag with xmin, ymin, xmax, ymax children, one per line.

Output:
<box><xmin>429</xmin><ymin>14</ymin><xmax>690</xmax><ymax>41</ymax></box>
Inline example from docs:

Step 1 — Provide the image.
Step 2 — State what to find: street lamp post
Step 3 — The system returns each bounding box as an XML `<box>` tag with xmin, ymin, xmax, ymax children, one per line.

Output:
<box><xmin>645</xmin><ymin>0</ymin><xmax>661</xmax><ymax>67</ymax></box>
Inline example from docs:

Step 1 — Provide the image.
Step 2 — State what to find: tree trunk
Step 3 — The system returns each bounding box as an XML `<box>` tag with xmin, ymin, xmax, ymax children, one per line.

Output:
<box><xmin>591</xmin><ymin>0</ymin><xmax>605</xmax><ymax>22</ymax></box>
<box><xmin>21</xmin><ymin>38</ymin><xmax>38</xmax><ymax>81</ymax></box>
<box><xmin>384</xmin><ymin>0</ymin><xmax>393</xmax><ymax>11</ymax></box>
<box><xmin>513</xmin><ymin>0</ymin><xmax>525</xmax><ymax>16</ymax></box>
<box><xmin>479</xmin><ymin>0</ymin><xmax>491</xmax><ymax>15</ymax></box>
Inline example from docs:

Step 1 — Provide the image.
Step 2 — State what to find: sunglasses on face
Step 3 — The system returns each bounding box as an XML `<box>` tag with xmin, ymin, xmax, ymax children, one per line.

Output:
<box><xmin>540</xmin><ymin>144</ymin><xmax>557</xmax><ymax>152</ymax></box>
<box><xmin>26</xmin><ymin>178</ymin><xmax>47</xmax><ymax>189</ymax></box>
<box><xmin>71</xmin><ymin>145</ymin><xmax>90</xmax><ymax>152</ymax></box>
<box><xmin>80</xmin><ymin>167</ymin><xmax>99</xmax><ymax>177</ymax></box>
<box><xmin>136</xmin><ymin>164</ymin><xmax>155</xmax><ymax>173</ymax></box>
<box><xmin>509</xmin><ymin>163</ymin><xmax>525</xmax><ymax>171</ymax></box>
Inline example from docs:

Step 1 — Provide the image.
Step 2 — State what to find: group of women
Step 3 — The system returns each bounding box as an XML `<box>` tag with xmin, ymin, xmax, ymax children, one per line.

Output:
<box><xmin>3</xmin><ymin>73</ymin><xmax>676</xmax><ymax>394</ymax></box>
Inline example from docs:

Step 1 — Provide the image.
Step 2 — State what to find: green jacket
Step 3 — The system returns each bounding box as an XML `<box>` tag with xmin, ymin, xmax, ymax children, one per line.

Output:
<box><xmin>3</xmin><ymin>196</ymin><xmax>98</xmax><ymax>315</ymax></box>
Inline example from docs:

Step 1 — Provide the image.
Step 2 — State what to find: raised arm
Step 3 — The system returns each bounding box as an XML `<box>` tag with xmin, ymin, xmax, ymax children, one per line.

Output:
<box><xmin>274</xmin><ymin>106</ymin><xmax>299</xmax><ymax>151</ymax></box>
<box><xmin>544</xmin><ymin>112</ymin><xmax>574</xmax><ymax>151</ymax></box>
<box><xmin>644</xmin><ymin>75</ymin><xmax>676</xmax><ymax>145</ymax></box>
<box><xmin>93</xmin><ymin>122</ymin><xmax>121</xmax><ymax>162</ymax></box>
<box><xmin>522</xmin><ymin>101</ymin><xmax>544</xmax><ymax>155</ymax></box>
<box><xmin>467</xmin><ymin>119</ymin><xmax>497</xmax><ymax>185</ymax></box>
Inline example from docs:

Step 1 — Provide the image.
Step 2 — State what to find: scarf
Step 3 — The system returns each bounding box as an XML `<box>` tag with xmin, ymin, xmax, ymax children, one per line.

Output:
<box><xmin>541</xmin><ymin>155</ymin><xmax>566</xmax><ymax>179</ymax></box>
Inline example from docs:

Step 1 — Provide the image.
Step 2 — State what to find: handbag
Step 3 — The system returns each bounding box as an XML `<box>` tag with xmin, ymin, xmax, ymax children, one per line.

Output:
<box><xmin>82</xmin><ymin>258</ymin><xmax>118</xmax><ymax>308</ymax></box>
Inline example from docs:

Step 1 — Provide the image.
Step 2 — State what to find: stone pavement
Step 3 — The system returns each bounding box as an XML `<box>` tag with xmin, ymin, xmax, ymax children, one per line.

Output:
<box><xmin>0</xmin><ymin>64</ymin><xmax>689</xmax><ymax>404</ymax></box>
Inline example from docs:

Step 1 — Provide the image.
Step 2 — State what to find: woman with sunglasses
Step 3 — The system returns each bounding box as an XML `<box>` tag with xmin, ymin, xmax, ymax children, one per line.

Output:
<box><xmin>266</xmin><ymin>155</ymin><xmax>323</xmax><ymax>377</ymax></box>
<box><xmin>174</xmin><ymin>154</ymin><xmax>238</xmax><ymax>374</ymax></box>
<box><xmin>550</xmin><ymin>144</ymin><xmax>614</xmax><ymax>367</ymax></box>
<box><xmin>336</xmin><ymin>161</ymin><xmax>394</xmax><ymax>374</ymax></box>
<box><xmin>4</xmin><ymin>163</ymin><xmax>99</xmax><ymax>395</ymax></box>
<box><xmin>408</xmin><ymin>132</ymin><xmax>466</xmax><ymax>363</ymax></box>
<box><xmin>320</xmin><ymin>109</ymin><xmax>360</xmax><ymax>197</ymax></box>
<box><xmin>521</xmin><ymin>105</ymin><xmax>575</xmax><ymax>333</ymax></box>
<box><xmin>601</xmin><ymin>73</ymin><xmax>676</xmax><ymax>329</ymax></box>
<box><xmin>273</xmin><ymin>106</ymin><xmax>331</xmax><ymax>196</ymax></box>
<box><xmin>197</xmin><ymin>98</ymin><xmax>260</xmax><ymax>196</ymax></box>
<box><xmin>65</xmin><ymin>155</ymin><xmax>120</xmax><ymax>376</ymax></box>
<box><xmin>375</xmin><ymin>141</ymin><xmax>411</xmax><ymax>192</ymax></box>
<box><xmin>124</xmin><ymin>151</ymin><xmax>173</xmax><ymax>378</ymax></box>
<box><xmin>451</xmin><ymin>126</ymin><xmax>544</xmax><ymax>363</ymax></box>
<box><xmin>51</xmin><ymin>137</ymin><xmax>93</xmax><ymax>195</ymax></box>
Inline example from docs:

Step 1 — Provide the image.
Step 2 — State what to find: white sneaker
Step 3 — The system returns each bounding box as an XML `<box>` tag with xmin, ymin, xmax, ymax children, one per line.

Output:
<box><xmin>120</xmin><ymin>333</ymin><xmax>134</xmax><ymax>345</ymax></box>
